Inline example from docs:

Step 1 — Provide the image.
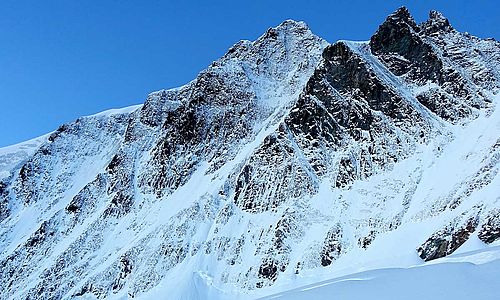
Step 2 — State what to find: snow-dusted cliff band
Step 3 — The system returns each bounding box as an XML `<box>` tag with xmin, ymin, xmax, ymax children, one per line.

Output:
<box><xmin>1</xmin><ymin>7</ymin><xmax>499</xmax><ymax>300</ymax></box>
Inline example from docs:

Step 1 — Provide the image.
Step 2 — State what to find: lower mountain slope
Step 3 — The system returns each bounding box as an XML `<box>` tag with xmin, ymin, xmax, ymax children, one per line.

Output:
<box><xmin>259</xmin><ymin>245</ymin><xmax>500</xmax><ymax>300</ymax></box>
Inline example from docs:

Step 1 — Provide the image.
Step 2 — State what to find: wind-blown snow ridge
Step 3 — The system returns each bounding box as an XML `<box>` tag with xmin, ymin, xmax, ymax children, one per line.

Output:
<box><xmin>261</xmin><ymin>245</ymin><xmax>500</xmax><ymax>300</ymax></box>
<box><xmin>0</xmin><ymin>134</ymin><xmax>50</xmax><ymax>181</ymax></box>
<box><xmin>85</xmin><ymin>104</ymin><xmax>143</xmax><ymax>118</ymax></box>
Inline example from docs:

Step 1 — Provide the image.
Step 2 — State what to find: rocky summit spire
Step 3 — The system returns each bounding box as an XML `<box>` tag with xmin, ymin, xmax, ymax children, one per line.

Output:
<box><xmin>386</xmin><ymin>6</ymin><xmax>419</xmax><ymax>31</ymax></box>
<box><xmin>420</xmin><ymin>10</ymin><xmax>453</xmax><ymax>34</ymax></box>
<box><xmin>370</xmin><ymin>6</ymin><xmax>421</xmax><ymax>56</ymax></box>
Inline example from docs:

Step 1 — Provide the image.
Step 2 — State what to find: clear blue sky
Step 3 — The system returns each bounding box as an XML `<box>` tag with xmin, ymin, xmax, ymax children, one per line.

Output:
<box><xmin>0</xmin><ymin>0</ymin><xmax>498</xmax><ymax>147</ymax></box>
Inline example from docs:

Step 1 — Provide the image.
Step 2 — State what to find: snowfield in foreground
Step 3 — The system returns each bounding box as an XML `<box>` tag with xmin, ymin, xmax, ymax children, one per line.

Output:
<box><xmin>136</xmin><ymin>241</ymin><xmax>500</xmax><ymax>299</ymax></box>
<box><xmin>262</xmin><ymin>245</ymin><xmax>500</xmax><ymax>300</ymax></box>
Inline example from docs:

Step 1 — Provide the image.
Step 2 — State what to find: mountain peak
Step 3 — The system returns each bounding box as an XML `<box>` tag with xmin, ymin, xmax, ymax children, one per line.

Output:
<box><xmin>386</xmin><ymin>6</ymin><xmax>419</xmax><ymax>30</ymax></box>
<box><xmin>369</xmin><ymin>6</ymin><xmax>420</xmax><ymax>55</ymax></box>
<box><xmin>276</xmin><ymin>19</ymin><xmax>309</xmax><ymax>31</ymax></box>
<box><xmin>259</xmin><ymin>19</ymin><xmax>313</xmax><ymax>43</ymax></box>
<box><xmin>420</xmin><ymin>10</ymin><xmax>453</xmax><ymax>34</ymax></box>
<box><xmin>223</xmin><ymin>19</ymin><xmax>322</xmax><ymax>61</ymax></box>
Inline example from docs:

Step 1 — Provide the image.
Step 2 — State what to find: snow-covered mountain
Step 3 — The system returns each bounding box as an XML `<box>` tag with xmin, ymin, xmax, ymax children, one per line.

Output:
<box><xmin>1</xmin><ymin>7</ymin><xmax>499</xmax><ymax>300</ymax></box>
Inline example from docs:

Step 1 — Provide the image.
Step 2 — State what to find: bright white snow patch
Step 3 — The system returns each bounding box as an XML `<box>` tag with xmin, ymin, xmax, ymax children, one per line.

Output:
<box><xmin>261</xmin><ymin>246</ymin><xmax>500</xmax><ymax>300</ymax></box>
<box><xmin>84</xmin><ymin>104</ymin><xmax>143</xmax><ymax>118</ymax></box>
<box><xmin>0</xmin><ymin>134</ymin><xmax>49</xmax><ymax>180</ymax></box>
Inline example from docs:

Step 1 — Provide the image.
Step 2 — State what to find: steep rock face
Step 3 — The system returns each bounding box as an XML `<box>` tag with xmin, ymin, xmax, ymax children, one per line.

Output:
<box><xmin>0</xmin><ymin>8</ymin><xmax>499</xmax><ymax>300</ymax></box>
<box><xmin>478</xmin><ymin>210</ymin><xmax>500</xmax><ymax>244</ymax></box>
<box><xmin>370</xmin><ymin>7</ymin><xmax>498</xmax><ymax>123</ymax></box>
<box><xmin>370</xmin><ymin>7</ymin><xmax>441</xmax><ymax>82</ymax></box>
<box><xmin>421</xmin><ymin>11</ymin><xmax>500</xmax><ymax>92</ymax></box>
<box><xmin>287</xmin><ymin>40</ymin><xmax>435</xmax><ymax>185</ymax></box>
<box><xmin>0</xmin><ymin>111</ymin><xmax>137</xmax><ymax>299</ymax></box>
<box><xmin>138</xmin><ymin>20</ymin><xmax>327</xmax><ymax>198</ymax></box>
<box><xmin>0</xmin><ymin>20</ymin><xmax>329</xmax><ymax>299</ymax></box>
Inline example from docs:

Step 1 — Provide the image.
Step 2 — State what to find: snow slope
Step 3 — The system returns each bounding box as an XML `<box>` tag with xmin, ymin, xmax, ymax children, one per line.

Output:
<box><xmin>262</xmin><ymin>245</ymin><xmax>500</xmax><ymax>300</ymax></box>
<box><xmin>132</xmin><ymin>91</ymin><xmax>500</xmax><ymax>299</ymax></box>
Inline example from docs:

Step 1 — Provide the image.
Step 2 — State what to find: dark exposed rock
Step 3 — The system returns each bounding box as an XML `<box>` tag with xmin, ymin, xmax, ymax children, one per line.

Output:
<box><xmin>418</xmin><ymin>235</ymin><xmax>448</xmax><ymax>262</ymax></box>
<box><xmin>371</xmin><ymin>7</ymin><xmax>420</xmax><ymax>53</ymax></box>
<box><xmin>283</xmin><ymin>38</ymin><xmax>430</xmax><ymax>193</ymax></box>
<box><xmin>139</xmin><ymin>20</ymin><xmax>326</xmax><ymax>202</ymax></box>
<box><xmin>73</xmin><ymin>284</ymin><xmax>92</xmax><ymax>297</ymax></box>
<box><xmin>272</xmin><ymin>211</ymin><xmax>296</xmax><ymax>254</ymax></box>
<box><xmin>234</xmin><ymin>165</ymin><xmax>253</xmax><ymax>205</ymax></box>
<box><xmin>112</xmin><ymin>255</ymin><xmax>133</xmax><ymax>292</ymax></box>
<box><xmin>420</xmin><ymin>10</ymin><xmax>453</xmax><ymax>35</ymax></box>
<box><xmin>140</xmin><ymin>89</ymin><xmax>181</xmax><ymax>128</ymax></box>
<box><xmin>370</xmin><ymin>7</ymin><xmax>443</xmax><ymax>82</ymax></box>
<box><xmin>0</xmin><ymin>181</ymin><xmax>7</xmax><ymax>192</ymax></box>
<box><xmin>417</xmin><ymin>217</ymin><xmax>478</xmax><ymax>261</ymax></box>
<box><xmin>370</xmin><ymin>7</ymin><xmax>491</xmax><ymax>123</ymax></box>
<box><xmin>104</xmin><ymin>152</ymin><xmax>136</xmax><ymax>217</ymax></box>
<box><xmin>16</xmin><ymin>159</ymin><xmax>42</xmax><ymax>205</ymax></box>
<box><xmin>358</xmin><ymin>230</ymin><xmax>377</xmax><ymax>249</ymax></box>
<box><xmin>478</xmin><ymin>212</ymin><xmax>500</xmax><ymax>244</ymax></box>
<box><xmin>335</xmin><ymin>158</ymin><xmax>356</xmax><ymax>188</ymax></box>
<box><xmin>255</xmin><ymin>213</ymin><xmax>300</xmax><ymax>287</ymax></box>
<box><xmin>449</xmin><ymin>217</ymin><xmax>478</xmax><ymax>253</ymax></box>
<box><xmin>321</xmin><ymin>225</ymin><xmax>343</xmax><ymax>266</ymax></box>
<box><xmin>104</xmin><ymin>193</ymin><xmax>133</xmax><ymax>217</ymax></box>
<box><xmin>65</xmin><ymin>201</ymin><xmax>79</xmax><ymax>214</ymax></box>
<box><xmin>26</xmin><ymin>221</ymin><xmax>55</xmax><ymax>249</ymax></box>
<box><xmin>322</xmin><ymin>42</ymin><xmax>412</xmax><ymax>121</ymax></box>
<box><xmin>48</xmin><ymin>124</ymin><xmax>71</xmax><ymax>142</ymax></box>
<box><xmin>106</xmin><ymin>154</ymin><xmax>122</xmax><ymax>174</ymax></box>
<box><xmin>258</xmin><ymin>259</ymin><xmax>279</xmax><ymax>283</ymax></box>
<box><xmin>140</xmin><ymin>70</ymin><xmax>256</xmax><ymax>197</ymax></box>
<box><xmin>231</xmin><ymin>128</ymin><xmax>317</xmax><ymax>212</ymax></box>
<box><xmin>0</xmin><ymin>181</ymin><xmax>9</xmax><ymax>222</ymax></box>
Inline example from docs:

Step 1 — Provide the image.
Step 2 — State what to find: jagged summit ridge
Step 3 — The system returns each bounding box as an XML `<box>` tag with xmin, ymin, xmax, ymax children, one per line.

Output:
<box><xmin>0</xmin><ymin>7</ymin><xmax>499</xmax><ymax>300</ymax></box>
<box><xmin>421</xmin><ymin>10</ymin><xmax>453</xmax><ymax>34</ymax></box>
<box><xmin>371</xmin><ymin>7</ymin><xmax>499</xmax><ymax>123</ymax></box>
